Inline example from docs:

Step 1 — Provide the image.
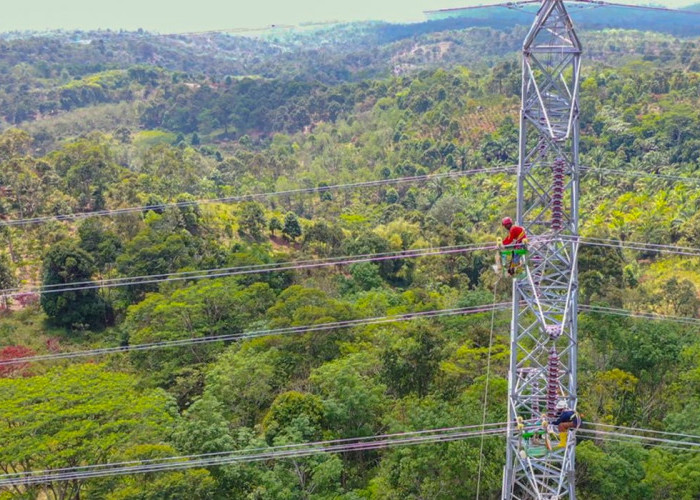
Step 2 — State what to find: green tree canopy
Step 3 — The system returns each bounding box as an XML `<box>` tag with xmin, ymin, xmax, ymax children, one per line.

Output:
<box><xmin>238</xmin><ymin>201</ymin><xmax>268</xmax><ymax>241</ymax></box>
<box><xmin>40</xmin><ymin>240</ymin><xmax>110</xmax><ymax>329</ymax></box>
<box><xmin>282</xmin><ymin>212</ymin><xmax>302</xmax><ymax>241</ymax></box>
<box><xmin>0</xmin><ymin>364</ymin><xmax>182</xmax><ymax>500</ymax></box>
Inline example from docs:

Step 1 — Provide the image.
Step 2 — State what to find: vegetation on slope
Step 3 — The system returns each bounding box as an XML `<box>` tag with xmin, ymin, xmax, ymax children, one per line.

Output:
<box><xmin>1</xmin><ymin>16</ymin><xmax>700</xmax><ymax>499</ymax></box>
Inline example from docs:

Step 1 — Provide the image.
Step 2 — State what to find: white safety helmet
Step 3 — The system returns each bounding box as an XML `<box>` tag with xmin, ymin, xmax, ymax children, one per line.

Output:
<box><xmin>556</xmin><ymin>400</ymin><xmax>568</xmax><ymax>410</ymax></box>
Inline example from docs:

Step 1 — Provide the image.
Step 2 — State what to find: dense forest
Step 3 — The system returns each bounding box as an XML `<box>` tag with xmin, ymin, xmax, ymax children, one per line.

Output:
<box><xmin>1</xmin><ymin>7</ymin><xmax>700</xmax><ymax>499</ymax></box>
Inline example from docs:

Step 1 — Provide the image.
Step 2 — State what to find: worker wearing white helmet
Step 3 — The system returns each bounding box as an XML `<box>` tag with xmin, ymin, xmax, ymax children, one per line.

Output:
<box><xmin>552</xmin><ymin>400</ymin><xmax>580</xmax><ymax>448</ymax></box>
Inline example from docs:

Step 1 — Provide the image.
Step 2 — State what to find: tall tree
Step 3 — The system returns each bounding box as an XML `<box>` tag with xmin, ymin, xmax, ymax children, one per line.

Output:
<box><xmin>238</xmin><ymin>202</ymin><xmax>268</xmax><ymax>241</ymax></box>
<box><xmin>0</xmin><ymin>254</ymin><xmax>17</xmax><ymax>308</ymax></box>
<box><xmin>40</xmin><ymin>240</ymin><xmax>110</xmax><ymax>329</ymax></box>
<box><xmin>282</xmin><ymin>212</ymin><xmax>302</xmax><ymax>241</ymax></box>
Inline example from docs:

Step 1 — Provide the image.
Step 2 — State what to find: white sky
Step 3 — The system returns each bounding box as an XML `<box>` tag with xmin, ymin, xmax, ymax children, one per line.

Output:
<box><xmin>4</xmin><ymin>0</ymin><xmax>696</xmax><ymax>33</ymax></box>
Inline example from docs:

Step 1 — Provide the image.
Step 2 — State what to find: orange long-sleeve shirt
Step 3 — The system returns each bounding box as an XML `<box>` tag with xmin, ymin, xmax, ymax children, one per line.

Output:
<box><xmin>502</xmin><ymin>225</ymin><xmax>527</xmax><ymax>246</ymax></box>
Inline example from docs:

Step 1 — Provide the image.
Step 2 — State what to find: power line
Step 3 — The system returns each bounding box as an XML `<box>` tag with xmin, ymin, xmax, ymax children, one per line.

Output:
<box><xmin>1</xmin><ymin>163</ymin><xmax>696</xmax><ymax>237</ymax></box>
<box><xmin>25</xmin><ymin>164</ymin><xmax>685</xmax><ymax>231</ymax></box>
<box><xmin>579</xmin><ymin>432</ymin><xmax>700</xmax><ymax>453</ymax></box>
<box><xmin>3</xmin><ymin>422</ymin><xmax>698</xmax><ymax>486</ymax></box>
<box><xmin>1</xmin><ymin>421</ymin><xmax>509</xmax><ymax>477</ymax></box>
<box><xmin>16</xmin><ymin>154</ymin><xmax>698</xmax><ymax>234</ymax></box>
<box><xmin>584</xmin><ymin>422</ymin><xmax>700</xmax><ymax>443</ymax></box>
<box><xmin>8</xmin><ymin>244</ymin><xmax>488</xmax><ymax>294</ymax></box>
<box><xmin>6</xmin><ymin>235</ymin><xmax>700</xmax><ymax>299</ymax></box>
<box><xmin>3</xmin><ymin>243</ymin><xmax>497</xmax><ymax>293</ymax></box>
<box><xmin>424</xmin><ymin>0</ymin><xmax>539</xmax><ymax>15</ymax></box>
<box><xmin>575</xmin><ymin>236</ymin><xmax>700</xmax><ymax>258</ymax></box>
<box><xmin>424</xmin><ymin>0</ymin><xmax>700</xmax><ymax>16</ymax></box>
<box><xmin>476</xmin><ymin>280</ymin><xmax>501</xmax><ymax>499</ymax></box>
<box><xmin>0</xmin><ymin>424</ymin><xmax>508</xmax><ymax>486</ymax></box>
<box><xmin>1</xmin><ymin>301</ymin><xmax>697</xmax><ymax>368</ymax></box>
<box><xmin>514</xmin><ymin>420</ymin><xmax>700</xmax><ymax>451</ymax></box>
<box><xmin>577</xmin><ymin>0</ymin><xmax>700</xmax><ymax>16</ymax></box>
<box><xmin>584</xmin><ymin>167</ymin><xmax>700</xmax><ymax>185</ymax></box>
<box><xmin>0</xmin><ymin>302</ymin><xmax>511</xmax><ymax>366</ymax></box>
<box><xmin>580</xmin><ymin>423</ymin><xmax>700</xmax><ymax>455</ymax></box>
<box><xmin>0</xmin><ymin>242</ymin><xmax>502</xmax><ymax>297</ymax></box>
<box><xmin>3</xmin><ymin>235</ymin><xmax>700</xmax><ymax>300</ymax></box>
<box><xmin>0</xmin><ymin>167</ymin><xmax>513</xmax><ymax>228</ymax></box>
<box><xmin>580</xmin><ymin>304</ymin><xmax>700</xmax><ymax>326</ymax></box>
<box><xmin>578</xmin><ymin>429</ymin><xmax>700</xmax><ymax>449</ymax></box>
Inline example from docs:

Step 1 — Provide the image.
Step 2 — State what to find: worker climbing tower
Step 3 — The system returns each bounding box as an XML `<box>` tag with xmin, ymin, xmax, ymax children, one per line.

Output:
<box><xmin>502</xmin><ymin>0</ymin><xmax>581</xmax><ymax>498</ymax></box>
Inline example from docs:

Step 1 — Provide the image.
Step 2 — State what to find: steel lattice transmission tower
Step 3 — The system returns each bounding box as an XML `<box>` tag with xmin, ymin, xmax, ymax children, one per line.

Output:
<box><xmin>502</xmin><ymin>0</ymin><xmax>582</xmax><ymax>498</ymax></box>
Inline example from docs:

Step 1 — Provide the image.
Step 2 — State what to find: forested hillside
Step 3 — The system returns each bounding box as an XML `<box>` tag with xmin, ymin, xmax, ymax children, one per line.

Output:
<box><xmin>1</xmin><ymin>10</ymin><xmax>700</xmax><ymax>499</ymax></box>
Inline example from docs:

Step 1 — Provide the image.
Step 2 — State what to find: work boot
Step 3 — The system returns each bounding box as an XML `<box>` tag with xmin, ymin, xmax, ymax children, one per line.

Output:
<box><xmin>557</xmin><ymin>432</ymin><xmax>567</xmax><ymax>448</ymax></box>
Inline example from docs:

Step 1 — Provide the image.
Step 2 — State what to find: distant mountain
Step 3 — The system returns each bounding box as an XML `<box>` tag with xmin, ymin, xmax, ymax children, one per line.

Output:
<box><xmin>425</xmin><ymin>2</ymin><xmax>700</xmax><ymax>36</ymax></box>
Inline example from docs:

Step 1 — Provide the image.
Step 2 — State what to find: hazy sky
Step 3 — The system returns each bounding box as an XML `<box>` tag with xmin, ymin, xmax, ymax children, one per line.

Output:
<box><xmin>4</xmin><ymin>0</ymin><xmax>695</xmax><ymax>33</ymax></box>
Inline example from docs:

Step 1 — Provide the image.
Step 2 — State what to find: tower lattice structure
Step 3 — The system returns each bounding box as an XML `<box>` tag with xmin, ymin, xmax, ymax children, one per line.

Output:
<box><xmin>502</xmin><ymin>0</ymin><xmax>581</xmax><ymax>498</ymax></box>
